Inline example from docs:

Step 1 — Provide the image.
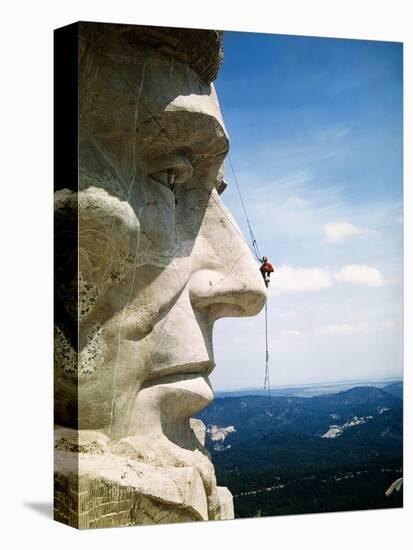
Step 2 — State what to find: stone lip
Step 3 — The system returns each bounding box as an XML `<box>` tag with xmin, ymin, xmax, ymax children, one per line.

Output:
<box><xmin>141</xmin><ymin>374</ymin><xmax>215</xmax><ymax>413</ymax></box>
<box><xmin>143</xmin><ymin>361</ymin><xmax>215</xmax><ymax>386</ymax></box>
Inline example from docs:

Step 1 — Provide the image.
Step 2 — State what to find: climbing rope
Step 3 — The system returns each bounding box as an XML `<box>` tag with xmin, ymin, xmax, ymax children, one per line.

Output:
<box><xmin>132</xmin><ymin>92</ymin><xmax>272</xmax><ymax>401</ymax></box>
<box><xmin>227</xmin><ymin>156</ymin><xmax>272</xmax><ymax>406</ymax></box>
<box><xmin>264</xmin><ymin>303</ymin><xmax>272</xmax><ymax>412</ymax></box>
<box><xmin>228</xmin><ymin>155</ymin><xmax>262</xmax><ymax>262</ymax></box>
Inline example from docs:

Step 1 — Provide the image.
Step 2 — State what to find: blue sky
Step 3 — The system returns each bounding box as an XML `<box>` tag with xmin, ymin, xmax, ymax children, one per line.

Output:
<box><xmin>211</xmin><ymin>31</ymin><xmax>403</xmax><ymax>390</ymax></box>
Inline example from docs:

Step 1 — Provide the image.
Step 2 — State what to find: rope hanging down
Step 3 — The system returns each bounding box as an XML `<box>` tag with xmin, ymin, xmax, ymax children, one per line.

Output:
<box><xmin>264</xmin><ymin>303</ymin><xmax>271</xmax><ymax>411</ymax></box>
<box><xmin>228</xmin><ymin>155</ymin><xmax>272</xmax><ymax>404</ymax></box>
<box><xmin>228</xmin><ymin>155</ymin><xmax>262</xmax><ymax>262</ymax></box>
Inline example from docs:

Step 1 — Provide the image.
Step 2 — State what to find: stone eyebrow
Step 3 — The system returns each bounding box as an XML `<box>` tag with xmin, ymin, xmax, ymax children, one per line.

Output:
<box><xmin>136</xmin><ymin>109</ymin><xmax>229</xmax><ymax>160</ymax></box>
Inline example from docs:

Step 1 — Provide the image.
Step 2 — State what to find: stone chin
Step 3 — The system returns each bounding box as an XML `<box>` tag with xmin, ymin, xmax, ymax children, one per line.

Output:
<box><xmin>149</xmin><ymin>373</ymin><xmax>215</xmax><ymax>453</ymax></box>
<box><xmin>111</xmin><ymin>373</ymin><xmax>214</xmax><ymax>444</ymax></box>
<box><xmin>143</xmin><ymin>372</ymin><xmax>214</xmax><ymax>411</ymax></box>
<box><xmin>54</xmin><ymin>371</ymin><xmax>220</xmax><ymax>526</ymax></box>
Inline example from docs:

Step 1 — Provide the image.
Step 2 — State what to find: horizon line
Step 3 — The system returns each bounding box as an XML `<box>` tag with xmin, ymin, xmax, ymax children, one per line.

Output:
<box><xmin>214</xmin><ymin>374</ymin><xmax>403</xmax><ymax>393</ymax></box>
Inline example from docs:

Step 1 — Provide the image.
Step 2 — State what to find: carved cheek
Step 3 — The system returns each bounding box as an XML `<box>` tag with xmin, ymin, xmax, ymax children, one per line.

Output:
<box><xmin>76</xmin><ymin>187</ymin><xmax>141</xmax><ymax>320</ymax></box>
<box><xmin>133</xmin><ymin>179</ymin><xmax>177</xmax><ymax>264</ymax></box>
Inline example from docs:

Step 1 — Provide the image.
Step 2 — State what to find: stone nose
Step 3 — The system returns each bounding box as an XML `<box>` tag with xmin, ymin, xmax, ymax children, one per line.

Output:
<box><xmin>188</xmin><ymin>201</ymin><xmax>267</xmax><ymax>322</ymax></box>
<box><xmin>189</xmin><ymin>262</ymin><xmax>266</xmax><ymax>321</ymax></box>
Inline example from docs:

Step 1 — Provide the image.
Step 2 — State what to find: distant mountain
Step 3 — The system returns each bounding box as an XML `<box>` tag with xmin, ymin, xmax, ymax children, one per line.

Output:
<box><xmin>197</xmin><ymin>386</ymin><xmax>402</xmax><ymax>445</ymax></box>
<box><xmin>314</xmin><ymin>385</ymin><xmax>401</xmax><ymax>407</ymax></box>
<box><xmin>215</xmin><ymin>378</ymin><xmax>403</xmax><ymax>399</ymax></box>
<box><xmin>195</xmin><ymin>385</ymin><xmax>403</xmax><ymax>517</ymax></box>
<box><xmin>382</xmin><ymin>381</ymin><xmax>403</xmax><ymax>400</ymax></box>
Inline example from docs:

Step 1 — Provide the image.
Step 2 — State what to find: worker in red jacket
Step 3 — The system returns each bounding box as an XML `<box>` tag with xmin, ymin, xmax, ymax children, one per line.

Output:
<box><xmin>260</xmin><ymin>256</ymin><xmax>274</xmax><ymax>287</ymax></box>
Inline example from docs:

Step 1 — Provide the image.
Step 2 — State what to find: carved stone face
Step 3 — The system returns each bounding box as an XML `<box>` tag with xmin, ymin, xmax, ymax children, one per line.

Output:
<box><xmin>54</xmin><ymin>29</ymin><xmax>266</xmax><ymax>450</ymax></box>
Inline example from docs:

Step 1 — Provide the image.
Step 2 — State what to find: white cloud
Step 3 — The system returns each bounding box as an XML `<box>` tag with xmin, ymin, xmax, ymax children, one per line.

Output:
<box><xmin>324</xmin><ymin>222</ymin><xmax>375</xmax><ymax>243</ymax></box>
<box><xmin>277</xmin><ymin>320</ymin><xmax>396</xmax><ymax>340</ymax></box>
<box><xmin>380</xmin><ymin>320</ymin><xmax>396</xmax><ymax>329</ymax></box>
<box><xmin>269</xmin><ymin>264</ymin><xmax>332</xmax><ymax>295</ymax></box>
<box><xmin>268</xmin><ymin>263</ymin><xmax>385</xmax><ymax>295</ymax></box>
<box><xmin>279</xmin><ymin>330</ymin><xmax>301</xmax><ymax>338</ymax></box>
<box><xmin>334</xmin><ymin>265</ymin><xmax>384</xmax><ymax>287</ymax></box>
<box><xmin>317</xmin><ymin>323</ymin><xmax>368</xmax><ymax>336</ymax></box>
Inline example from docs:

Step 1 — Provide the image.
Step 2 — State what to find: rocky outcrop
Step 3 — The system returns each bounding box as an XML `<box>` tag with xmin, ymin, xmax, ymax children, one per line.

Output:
<box><xmin>54</xmin><ymin>421</ymin><xmax>233</xmax><ymax>527</ymax></box>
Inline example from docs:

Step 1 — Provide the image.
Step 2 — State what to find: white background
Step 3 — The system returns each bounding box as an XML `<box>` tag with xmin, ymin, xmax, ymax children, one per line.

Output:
<box><xmin>0</xmin><ymin>1</ymin><xmax>411</xmax><ymax>548</ymax></box>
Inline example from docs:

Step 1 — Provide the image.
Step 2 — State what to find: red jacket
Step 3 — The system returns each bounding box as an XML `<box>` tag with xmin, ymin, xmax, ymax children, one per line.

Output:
<box><xmin>260</xmin><ymin>261</ymin><xmax>274</xmax><ymax>274</ymax></box>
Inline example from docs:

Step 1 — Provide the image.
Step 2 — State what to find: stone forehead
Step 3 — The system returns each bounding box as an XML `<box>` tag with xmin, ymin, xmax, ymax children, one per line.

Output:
<box><xmin>79</xmin><ymin>22</ymin><xmax>223</xmax><ymax>84</ymax></box>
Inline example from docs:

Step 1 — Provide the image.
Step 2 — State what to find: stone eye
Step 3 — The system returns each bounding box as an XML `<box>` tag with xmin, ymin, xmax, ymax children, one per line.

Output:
<box><xmin>147</xmin><ymin>154</ymin><xmax>193</xmax><ymax>193</ymax></box>
<box><xmin>149</xmin><ymin>169</ymin><xmax>179</xmax><ymax>193</ymax></box>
